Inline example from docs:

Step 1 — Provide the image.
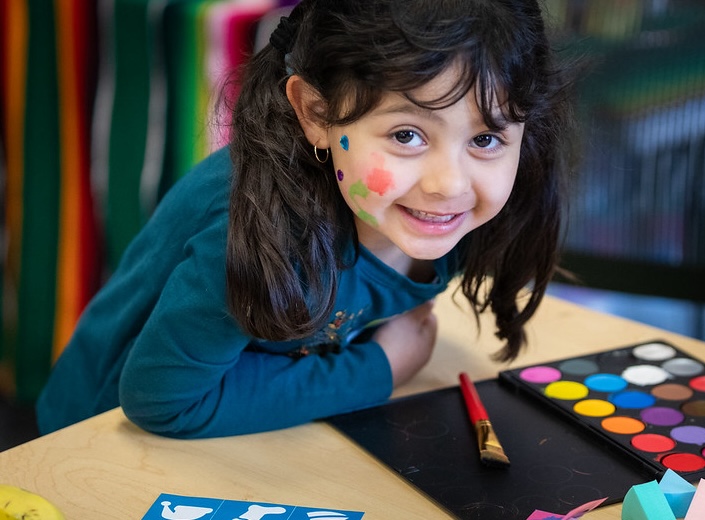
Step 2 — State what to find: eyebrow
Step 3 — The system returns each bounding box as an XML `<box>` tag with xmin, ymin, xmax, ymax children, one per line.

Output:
<box><xmin>373</xmin><ymin>98</ymin><xmax>514</xmax><ymax>129</ymax></box>
<box><xmin>374</xmin><ymin>100</ymin><xmax>442</xmax><ymax>121</ymax></box>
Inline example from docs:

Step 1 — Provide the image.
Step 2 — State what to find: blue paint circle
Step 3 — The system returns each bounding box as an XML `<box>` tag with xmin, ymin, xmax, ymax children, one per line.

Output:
<box><xmin>584</xmin><ymin>373</ymin><xmax>628</xmax><ymax>393</ymax></box>
<box><xmin>609</xmin><ymin>390</ymin><xmax>657</xmax><ymax>409</ymax></box>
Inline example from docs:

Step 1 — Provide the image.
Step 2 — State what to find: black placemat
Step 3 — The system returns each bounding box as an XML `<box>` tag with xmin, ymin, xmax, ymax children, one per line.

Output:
<box><xmin>327</xmin><ymin>379</ymin><xmax>654</xmax><ymax>519</ymax></box>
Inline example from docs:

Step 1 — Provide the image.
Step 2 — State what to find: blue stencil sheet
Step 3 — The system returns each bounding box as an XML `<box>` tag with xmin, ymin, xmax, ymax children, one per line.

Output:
<box><xmin>142</xmin><ymin>493</ymin><xmax>364</xmax><ymax>520</ymax></box>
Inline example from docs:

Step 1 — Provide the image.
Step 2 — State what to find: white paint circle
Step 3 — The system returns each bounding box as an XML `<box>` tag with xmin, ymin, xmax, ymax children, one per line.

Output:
<box><xmin>621</xmin><ymin>365</ymin><xmax>671</xmax><ymax>386</ymax></box>
<box><xmin>632</xmin><ymin>343</ymin><xmax>676</xmax><ymax>361</ymax></box>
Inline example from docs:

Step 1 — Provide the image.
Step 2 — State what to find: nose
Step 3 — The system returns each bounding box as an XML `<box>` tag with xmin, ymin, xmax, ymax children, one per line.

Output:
<box><xmin>419</xmin><ymin>149</ymin><xmax>472</xmax><ymax>199</ymax></box>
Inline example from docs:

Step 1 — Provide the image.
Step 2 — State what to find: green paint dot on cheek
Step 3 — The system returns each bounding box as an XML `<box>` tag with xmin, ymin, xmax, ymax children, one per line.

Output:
<box><xmin>357</xmin><ymin>209</ymin><xmax>378</xmax><ymax>226</ymax></box>
<box><xmin>349</xmin><ymin>179</ymin><xmax>370</xmax><ymax>198</ymax></box>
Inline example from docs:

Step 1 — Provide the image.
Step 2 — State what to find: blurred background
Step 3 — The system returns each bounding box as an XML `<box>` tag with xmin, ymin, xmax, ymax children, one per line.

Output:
<box><xmin>1</xmin><ymin>0</ymin><xmax>704</xmax><ymax>448</ymax></box>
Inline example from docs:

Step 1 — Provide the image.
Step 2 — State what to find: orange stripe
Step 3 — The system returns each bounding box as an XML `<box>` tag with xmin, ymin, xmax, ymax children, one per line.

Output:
<box><xmin>53</xmin><ymin>0</ymin><xmax>83</xmax><ymax>359</ymax></box>
<box><xmin>3</xmin><ymin>1</ymin><xmax>28</xmax><ymax>285</ymax></box>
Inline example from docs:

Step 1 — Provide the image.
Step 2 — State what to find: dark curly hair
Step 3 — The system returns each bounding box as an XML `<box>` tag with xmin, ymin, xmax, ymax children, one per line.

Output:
<box><xmin>227</xmin><ymin>0</ymin><xmax>577</xmax><ymax>361</ymax></box>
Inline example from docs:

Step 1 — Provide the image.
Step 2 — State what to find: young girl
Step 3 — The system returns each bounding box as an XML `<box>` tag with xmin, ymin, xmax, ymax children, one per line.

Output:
<box><xmin>37</xmin><ymin>0</ymin><xmax>575</xmax><ymax>437</ymax></box>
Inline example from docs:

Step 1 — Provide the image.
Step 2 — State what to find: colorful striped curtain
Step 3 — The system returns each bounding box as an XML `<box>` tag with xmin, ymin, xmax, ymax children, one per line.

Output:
<box><xmin>1</xmin><ymin>0</ymin><xmax>292</xmax><ymax>403</ymax></box>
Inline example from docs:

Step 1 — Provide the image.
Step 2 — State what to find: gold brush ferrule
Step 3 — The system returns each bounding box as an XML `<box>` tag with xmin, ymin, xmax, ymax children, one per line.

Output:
<box><xmin>475</xmin><ymin>419</ymin><xmax>510</xmax><ymax>465</ymax></box>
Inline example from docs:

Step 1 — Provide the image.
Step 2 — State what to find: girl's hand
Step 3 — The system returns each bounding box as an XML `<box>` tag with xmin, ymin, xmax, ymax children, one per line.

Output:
<box><xmin>373</xmin><ymin>300</ymin><xmax>438</xmax><ymax>387</ymax></box>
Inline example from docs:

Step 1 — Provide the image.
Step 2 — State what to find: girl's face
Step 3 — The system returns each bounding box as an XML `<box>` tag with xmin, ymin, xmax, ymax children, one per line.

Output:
<box><xmin>327</xmin><ymin>68</ymin><xmax>525</xmax><ymax>270</ymax></box>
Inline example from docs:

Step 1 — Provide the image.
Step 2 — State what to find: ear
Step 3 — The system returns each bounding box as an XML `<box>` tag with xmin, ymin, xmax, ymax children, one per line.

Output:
<box><xmin>286</xmin><ymin>75</ymin><xmax>331</xmax><ymax>148</ymax></box>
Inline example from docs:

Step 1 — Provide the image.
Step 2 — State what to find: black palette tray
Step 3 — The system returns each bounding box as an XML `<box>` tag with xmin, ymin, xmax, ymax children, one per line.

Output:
<box><xmin>327</xmin><ymin>377</ymin><xmax>653</xmax><ymax>519</ymax></box>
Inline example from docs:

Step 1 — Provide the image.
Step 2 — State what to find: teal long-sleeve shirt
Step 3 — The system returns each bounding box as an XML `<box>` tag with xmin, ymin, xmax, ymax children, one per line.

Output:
<box><xmin>36</xmin><ymin>147</ymin><xmax>458</xmax><ymax>438</ymax></box>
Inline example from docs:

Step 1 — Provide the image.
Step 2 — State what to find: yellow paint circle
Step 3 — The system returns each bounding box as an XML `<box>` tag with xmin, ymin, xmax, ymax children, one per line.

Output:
<box><xmin>545</xmin><ymin>380</ymin><xmax>589</xmax><ymax>400</ymax></box>
<box><xmin>573</xmin><ymin>399</ymin><xmax>616</xmax><ymax>417</ymax></box>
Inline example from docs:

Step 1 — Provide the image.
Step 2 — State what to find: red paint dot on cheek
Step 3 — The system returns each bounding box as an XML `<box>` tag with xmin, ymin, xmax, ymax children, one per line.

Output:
<box><xmin>366</xmin><ymin>168</ymin><xmax>394</xmax><ymax>196</ymax></box>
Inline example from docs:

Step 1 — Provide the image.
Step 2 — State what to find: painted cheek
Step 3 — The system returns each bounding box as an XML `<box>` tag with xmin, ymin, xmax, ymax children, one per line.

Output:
<box><xmin>365</xmin><ymin>167</ymin><xmax>394</xmax><ymax>196</ymax></box>
<box><xmin>337</xmin><ymin>170</ymin><xmax>344</xmax><ymax>181</ymax></box>
<box><xmin>348</xmin><ymin>180</ymin><xmax>378</xmax><ymax>226</ymax></box>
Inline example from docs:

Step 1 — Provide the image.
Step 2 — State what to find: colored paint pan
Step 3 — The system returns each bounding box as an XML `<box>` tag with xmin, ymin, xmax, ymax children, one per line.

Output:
<box><xmin>499</xmin><ymin>340</ymin><xmax>705</xmax><ymax>481</ymax></box>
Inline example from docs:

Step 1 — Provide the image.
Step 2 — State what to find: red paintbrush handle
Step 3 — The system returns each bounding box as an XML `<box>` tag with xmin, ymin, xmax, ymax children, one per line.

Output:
<box><xmin>459</xmin><ymin>372</ymin><xmax>489</xmax><ymax>424</ymax></box>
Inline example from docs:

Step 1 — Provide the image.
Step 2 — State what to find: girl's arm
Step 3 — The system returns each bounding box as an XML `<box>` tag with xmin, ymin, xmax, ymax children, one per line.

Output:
<box><xmin>117</xmin><ymin>221</ymin><xmax>393</xmax><ymax>438</ymax></box>
<box><xmin>373</xmin><ymin>301</ymin><xmax>437</xmax><ymax>387</ymax></box>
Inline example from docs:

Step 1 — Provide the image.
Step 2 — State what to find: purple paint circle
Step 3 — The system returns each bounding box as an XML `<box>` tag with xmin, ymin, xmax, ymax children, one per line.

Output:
<box><xmin>336</xmin><ymin>169</ymin><xmax>344</xmax><ymax>181</ymax></box>
<box><xmin>640</xmin><ymin>406</ymin><xmax>684</xmax><ymax>427</ymax></box>
<box><xmin>671</xmin><ymin>425</ymin><xmax>705</xmax><ymax>445</ymax></box>
<box><xmin>519</xmin><ymin>366</ymin><xmax>562</xmax><ymax>384</ymax></box>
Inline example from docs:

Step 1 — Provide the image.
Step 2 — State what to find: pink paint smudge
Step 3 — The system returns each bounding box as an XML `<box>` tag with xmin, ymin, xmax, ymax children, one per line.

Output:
<box><xmin>366</xmin><ymin>167</ymin><xmax>394</xmax><ymax>196</ymax></box>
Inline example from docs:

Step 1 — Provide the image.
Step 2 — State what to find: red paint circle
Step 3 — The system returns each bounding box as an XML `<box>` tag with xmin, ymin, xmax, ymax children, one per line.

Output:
<box><xmin>661</xmin><ymin>452</ymin><xmax>705</xmax><ymax>472</ymax></box>
<box><xmin>690</xmin><ymin>376</ymin><xmax>705</xmax><ymax>392</ymax></box>
<box><xmin>631</xmin><ymin>433</ymin><xmax>676</xmax><ymax>452</ymax></box>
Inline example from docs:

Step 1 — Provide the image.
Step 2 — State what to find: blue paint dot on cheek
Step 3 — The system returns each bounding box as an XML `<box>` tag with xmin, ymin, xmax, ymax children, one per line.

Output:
<box><xmin>340</xmin><ymin>135</ymin><xmax>349</xmax><ymax>151</ymax></box>
<box><xmin>337</xmin><ymin>170</ymin><xmax>344</xmax><ymax>181</ymax></box>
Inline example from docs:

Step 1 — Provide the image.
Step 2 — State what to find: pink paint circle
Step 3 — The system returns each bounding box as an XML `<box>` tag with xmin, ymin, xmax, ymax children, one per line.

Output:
<box><xmin>661</xmin><ymin>452</ymin><xmax>705</xmax><ymax>472</ymax></box>
<box><xmin>519</xmin><ymin>366</ymin><xmax>561</xmax><ymax>384</ymax></box>
<box><xmin>690</xmin><ymin>376</ymin><xmax>705</xmax><ymax>392</ymax></box>
<box><xmin>631</xmin><ymin>433</ymin><xmax>676</xmax><ymax>452</ymax></box>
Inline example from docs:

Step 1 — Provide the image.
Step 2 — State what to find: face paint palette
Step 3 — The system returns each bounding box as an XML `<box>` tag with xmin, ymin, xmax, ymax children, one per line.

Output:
<box><xmin>329</xmin><ymin>369</ymin><xmax>653</xmax><ymax>519</ymax></box>
<box><xmin>498</xmin><ymin>340</ymin><xmax>705</xmax><ymax>481</ymax></box>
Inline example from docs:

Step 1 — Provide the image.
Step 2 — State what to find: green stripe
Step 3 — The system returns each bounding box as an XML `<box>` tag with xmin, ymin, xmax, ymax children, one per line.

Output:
<box><xmin>16</xmin><ymin>0</ymin><xmax>61</xmax><ymax>402</ymax></box>
<box><xmin>161</xmin><ymin>0</ymin><xmax>203</xmax><ymax>193</ymax></box>
<box><xmin>107</xmin><ymin>0</ymin><xmax>153</xmax><ymax>270</ymax></box>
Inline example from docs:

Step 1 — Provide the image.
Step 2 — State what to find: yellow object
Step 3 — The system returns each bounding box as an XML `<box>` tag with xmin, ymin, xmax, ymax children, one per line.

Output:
<box><xmin>0</xmin><ymin>485</ymin><xmax>64</xmax><ymax>519</ymax></box>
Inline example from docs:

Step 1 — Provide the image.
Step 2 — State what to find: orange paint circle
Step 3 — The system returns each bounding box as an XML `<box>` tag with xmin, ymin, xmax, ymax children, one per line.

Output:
<box><xmin>602</xmin><ymin>416</ymin><xmax>646</xmax><ymax>435</ymax></box>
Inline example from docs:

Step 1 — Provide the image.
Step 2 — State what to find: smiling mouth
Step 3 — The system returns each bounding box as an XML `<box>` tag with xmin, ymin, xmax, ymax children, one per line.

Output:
<box><xmin>404</xmin><ymin>207</ymin><xmax>459</xmax><ymax>223</ymax></box>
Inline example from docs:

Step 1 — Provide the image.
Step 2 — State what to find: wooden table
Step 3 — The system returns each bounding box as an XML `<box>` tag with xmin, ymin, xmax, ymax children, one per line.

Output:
<box><xmin>2</xmin><ymin>281</ymin><xmax>704</xmax><ymax>519</ymax></box>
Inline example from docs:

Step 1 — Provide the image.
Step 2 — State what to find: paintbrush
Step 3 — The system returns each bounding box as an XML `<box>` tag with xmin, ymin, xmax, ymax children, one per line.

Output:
<box><xmin>459</xmin><ymin>372</ymin><xmax>511</xmax><ymax>468</ymax></box>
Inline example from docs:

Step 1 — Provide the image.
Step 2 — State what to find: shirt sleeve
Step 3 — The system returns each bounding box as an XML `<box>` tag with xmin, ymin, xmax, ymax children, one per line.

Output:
<box><xmin>118</xmin><ymin>218</ymin><xmax>393</xmax><ymax>438</ymax></box>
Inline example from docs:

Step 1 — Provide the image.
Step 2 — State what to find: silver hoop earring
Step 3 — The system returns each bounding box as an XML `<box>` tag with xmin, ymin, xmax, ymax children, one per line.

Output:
<box><xmin>314</xmin><ymin>145</ymin><xmax>330</xmax><ymax>164</ymax></box>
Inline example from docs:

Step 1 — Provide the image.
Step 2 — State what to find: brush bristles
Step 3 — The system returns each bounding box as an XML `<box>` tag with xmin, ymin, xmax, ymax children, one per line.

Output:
<box><xmin>475</xmin><ymin>420</ymin><xmax>511</xmax><ymax>468</ymax></box>
<box><xmin>480</xmin><ymin>445</ymin><xmax>511</xmax><ymax>468</ymax></box>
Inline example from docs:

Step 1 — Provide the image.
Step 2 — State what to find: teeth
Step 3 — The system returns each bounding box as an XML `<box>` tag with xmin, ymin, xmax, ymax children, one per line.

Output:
<box><xmin>406</xmin><ymin>208</ymin><xmax>456</xmax><ymax>223</ymax></box>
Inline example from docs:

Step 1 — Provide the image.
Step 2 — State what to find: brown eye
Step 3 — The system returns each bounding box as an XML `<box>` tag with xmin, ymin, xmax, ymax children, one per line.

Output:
<box><xmin>473</xmin><ymin>134</ymin><xmax>494</xmax><ymax>148</ymax></box>
<box><xmin>394</xmin><ymin>130</ymin><xmax>417</xmax><ymax>144</ymax></box>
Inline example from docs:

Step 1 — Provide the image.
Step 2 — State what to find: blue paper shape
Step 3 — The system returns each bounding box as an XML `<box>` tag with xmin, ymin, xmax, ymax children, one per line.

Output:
<box><xmin>142</xmin><ymin>494</ymin><xmax>365</xmax><ymax>520</ymax></box>
<box><xmin>622</xmin><ymin>480</ymin><xmax>676</xmax><ymax>520</ymax></box>
<box><xmin>659</xmin><ymin>469</ymin><xmax>696</xmax><ymax>518</ymax></box>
